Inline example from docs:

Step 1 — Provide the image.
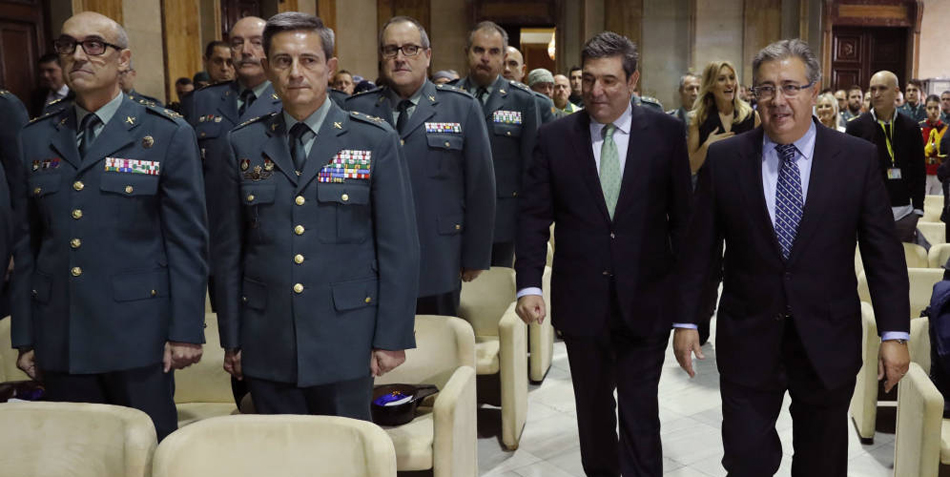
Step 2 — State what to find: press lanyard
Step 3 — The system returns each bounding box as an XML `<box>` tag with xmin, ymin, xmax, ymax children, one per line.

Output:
<box><xmin>877</xmin><ymin>120</ymin><xmax>896</xmax><ymax>167</ymax></box>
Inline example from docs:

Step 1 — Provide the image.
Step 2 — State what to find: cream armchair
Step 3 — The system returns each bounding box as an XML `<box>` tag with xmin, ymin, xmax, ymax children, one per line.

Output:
<box><xmin>858</xmin><ymin>268</ymin><xmax>944</xmax><ymax>319</ymax></box>
<box><xmin>929</xmin><ymin>243</ymin><xmax>950</xmax><ymax>269</ymax></box>
<box><xmin>924</xmin><ymin>195</ymin><xmax>944</xmax><ymax>223</ymax></box>
<box><xmin>905</xmin><ymin>243</ymin><xmax>930</xmax><ymax>268</ymax></box>
<box><xmin>0</xmin><ymin>401</ymin><xmax>156</xmax><ymax>477</ymax></box>
<box><xmin>174</xmin><ymin>313</ymin><xmax>239</xmax><ymax>426</ymax></box>
<box><xmin>374</xmin><ymin>315</ymin><xmax>477</xmax><ymax>477</ymax></box>
<box><xmin>152</xmin><ymin>415</ymin><xmax>396</xmax><ymax>477</ymax></box>
<box><xmin>919</xmin><ymin>221</ymin><xmax>947</xmax><ymax>246</ymax></box>
<box><xmin>894</xmin><ymin>363</ymin><xmax>944</xmax><ymax>477</ymax></box>
<box><xmin>529</xmin><ymin>266</ymin><xmax>555</xmax><ymax>383</ymax></box>
<box><xmin>0</xmin><ymin>317</ymin><xmax>29</xmax><ymax>383</ymax></box>
<box><xmin>850</xmin><ymin>302</ymin><xmax>882</xmax><ymax>443</ymax></box>
<box><xmin>458</xmin><ymin>267</ymin><xmax>528</xmax><ymax>450</ymax></box>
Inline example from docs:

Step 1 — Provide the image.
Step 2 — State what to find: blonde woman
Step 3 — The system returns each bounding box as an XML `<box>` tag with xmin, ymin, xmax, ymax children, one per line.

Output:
<box><xmin>816</xmin><ymin>92</ymin><xmax>846</xmax><ymax>132</ymax></box>
<box><xmin>687</xmin><ymin>61</ymin><xmax>760</xmax><ymax>174</ymax></box>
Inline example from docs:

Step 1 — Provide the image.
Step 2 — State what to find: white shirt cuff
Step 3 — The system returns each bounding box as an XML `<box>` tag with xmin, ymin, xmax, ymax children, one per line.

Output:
<box><xmin>673</xmin><ymin>323</ymin><xmax>698</xmax><ymax>329</ymax></box>
<box><xmin>881</xmin><ymin>331</ymin><xmax>910</xmax><ymax>342</ymax></box>
<box><xmin>516</xmin><ymin>287</ymin><xmax>543</xmax><ymax>299</ymax></box>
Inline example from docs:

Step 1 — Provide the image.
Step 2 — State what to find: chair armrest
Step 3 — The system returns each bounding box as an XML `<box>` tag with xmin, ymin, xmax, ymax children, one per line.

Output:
<box><xmin>529</xmin><ymin>267</ymin><xmax>554</xmax><ymax>382</ymax></box>
<box><xmin>498</xmin><ymin>303</ymin><xmax>528</xmax><ymax>450</ymax></box>
<box><xmin>432</xmin><ymin>365</ymin><xmax>477</xmax><ymax>477</ymax></box>
<box><xmin>850</xmin><ymin>302</ymin><xmax>880</xmax><ymax>442</ymax></box>
<box><xmin>910</xmin><ymin>317</ymin><xmax>932</xmax><ymax>375</ymax></box>
<box><xmin>894</xmin><ymin>363</ymin><xmax>944</xmax><ymax>477</ymax></box>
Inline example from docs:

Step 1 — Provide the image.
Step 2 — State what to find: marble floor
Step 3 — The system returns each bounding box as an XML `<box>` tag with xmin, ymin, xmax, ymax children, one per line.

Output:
<box><xmin>473</xmin><ymin>324</ymin><xmax>896</xmax><ymax>477</ymax></box>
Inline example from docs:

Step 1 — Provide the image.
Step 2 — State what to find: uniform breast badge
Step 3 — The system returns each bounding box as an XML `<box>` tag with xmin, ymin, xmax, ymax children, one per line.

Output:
<box><xmin>492</xmin><ymin>110</ymin><xmax>522</xmax><ymax>125</ymax></box>
<box><xmin>142</xmin><ymin>135</ymin><xmax>154</xmax><ymax>149</ymax></box>
<box><xmin>104</xmin><ymin>157</ymin><xmax>161</xmax><ymax>175</ymax></box>
<box><xmin>319</xmin><ymin>150</ymin><xmax>372</xmax><ymax>183</ymax></box>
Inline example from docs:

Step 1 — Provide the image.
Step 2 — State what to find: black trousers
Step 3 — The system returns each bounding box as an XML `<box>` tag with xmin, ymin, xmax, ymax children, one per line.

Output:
<box><xmin>491</xmin><ymin>241</ymin><xmax>515</xmax><ymax>267</ymax></box>
<box><xmin>720</xmin><ymin>318</ymin><xmax>854</xmax><ymax>477</ymax></box>
<box><xmin>416</xmin><ymin>286</ymin><xmax>461</xmax><ymax>317</ymax></box>
<box><xmin>247</xmin><ymin>375</ymin><xmax>373</xmax><ymax>420</ymax></box>
<box><xmin>42</xmin><ymin>363</ymin><xmax>178</xmax><ymax>441</ymax></box>
<box><xmin>561</xmin><ymin>295</ymin><xmax>668</xmax><ymax>477</ymax></box>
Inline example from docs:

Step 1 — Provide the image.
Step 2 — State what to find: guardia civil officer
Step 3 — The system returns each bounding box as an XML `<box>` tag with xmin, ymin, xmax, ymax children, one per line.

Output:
<box><xmin>0</xmin><ymin>90</ymin><xmax>29</xmax><ymax>317</ymax></box>
<box><xmin>345</xmin><ymin>16</ymin><xmax>495</xmax><ymax>317</ymax></box>
<box><xmin>214</xmin><ymin>12</ymin><xmax>419</xmax><ymax>418</ymax></box>
<box><xmin>454</xmin><ymin>21</ymin><xmax>540</xmax><ymax>267</ymax></box>
<box><xmin>12</xmin><ymin>12</ymin><xmax>208</xmax><ymax>441</ymax></box>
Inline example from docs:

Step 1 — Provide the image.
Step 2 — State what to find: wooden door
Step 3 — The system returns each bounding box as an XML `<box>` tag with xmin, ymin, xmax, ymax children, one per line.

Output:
<box><xmin>831</xmin><ymin>26</ymin><xmax>906</xmax><ymax>91</ymax></box>
<box><xmin>0</xmin><ymin>0</ymin><xmax>48</xmax><ymax>103</ymax></box>
<box><xmin>221</xmin><ymin>0</ymin><xmax>262</xmax><ymax>39</ymax></box>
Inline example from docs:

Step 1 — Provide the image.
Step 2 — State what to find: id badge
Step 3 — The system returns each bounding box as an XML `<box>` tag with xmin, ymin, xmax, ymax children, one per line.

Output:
<box><xmin>887</xmin><ymin>168</ymin><xmax>902</xmax><ymax>180</ymax></box>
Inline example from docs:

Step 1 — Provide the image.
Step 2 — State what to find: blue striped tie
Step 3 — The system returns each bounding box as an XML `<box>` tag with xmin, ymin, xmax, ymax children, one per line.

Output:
<box><xmin>774</xmin><ymin>143</ymin><xmax>803</xmax><ymax>260</ymax></box>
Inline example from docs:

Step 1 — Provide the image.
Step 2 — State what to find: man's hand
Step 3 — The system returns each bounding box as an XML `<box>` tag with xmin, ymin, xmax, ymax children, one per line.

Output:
<box><xmin>163</xmin><ymin>341</ymin><xmax>203</xmax><ymax>373</ymax></box>
<box><xmin>223</xmin><ymin>349</ymin><xmax>243</xmax><ymax>380</ymax></box>
<box><xmin>879</xmin><ymin>340</ymin><xmax>911</xmax><ymax>393</ymax></box>
<box><xmin>371</xmin><ymin>349</ymin><xmax>406</xmax><ymax>377</ymax></box>
<box><xmin>460</xmin><ymin>268</ymin><xmax>484</xmax><ymax>282</ymax></box>
<box><xmin>16</xmin><ymin>349</ymin><xmax>40</xmax><ymax>381</ymax></box>
<box><xmin>515</xmin><ymin>295</ymin><xmax>546</xmax><ymax>325</ymax></box>
<box><xmin>673</xmin><ymin>328</ymin><xmax>705</xmax><ymax>378</ymax></box>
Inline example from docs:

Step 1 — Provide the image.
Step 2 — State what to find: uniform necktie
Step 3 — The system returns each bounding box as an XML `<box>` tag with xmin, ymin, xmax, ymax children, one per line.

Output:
<box><xmin>477</xmin><ymin>87</ymin><xmax>489</xmax><ymax>105</ymax></box>
<box><xmin>289</xmin><ymin>122</ymin><xmax>309</xmax><ymax>172</ymax></box>
<box><xmin>78</xmin><ymin>113</ymin><xmax>101</xmax><ymax>158</ymax></box>
<box><xmin>395</xmin><ymin>99</ymin><xmax>412</xmax><ymax>134</ymax></box>
<box><xmin>774</xmin><ymin>143</ymin><xmax>803</xmax><ymax>260</ymax></box>
<box><xmin>599</xmin><ymin>124</ymin><xmax>621</xmax><ymax>219</ymax></box>
<box><xmin>239</xmin><ymin>89</ymin><xmax>256</xmax><ymax>117</ymax></box>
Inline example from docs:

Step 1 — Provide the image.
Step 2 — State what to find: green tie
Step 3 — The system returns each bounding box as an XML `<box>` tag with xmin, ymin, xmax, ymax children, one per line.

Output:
<box><xmin>600</xmin><ymin>123</ymin><xmax>621</xmax><ymax>219</ymax></box>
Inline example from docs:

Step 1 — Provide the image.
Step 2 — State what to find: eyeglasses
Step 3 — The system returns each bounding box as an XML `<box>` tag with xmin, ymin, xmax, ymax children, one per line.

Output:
<box><xmin>752</xmin><ymin>81</ymin><xmax>815</xmax><ymax>100</ymax></box>
<box><xmin>381</xmin><ymin>44</ymin><xmax>424</xmax><ymax>59</ymax></box>
<box><xmin>54</xmin><ymin>36</ymin><xmax>124</xmax><ymax>56</ymax></box>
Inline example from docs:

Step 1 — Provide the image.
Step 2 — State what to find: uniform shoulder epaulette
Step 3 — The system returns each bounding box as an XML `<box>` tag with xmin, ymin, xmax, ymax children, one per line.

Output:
<box><xmin>46</xmin><ymin>97</ymin><xmax>66</xmax><ymax>107</ymax></box>
<box><xmin>920</xmin><ymin>119</ymin><xmax>929</xmax><ymax>127</ymax></box>
<box><xmin>434</xmin><ymin>83</ymin><xmax>468</xmax><ymax>95</ymax></box>
<box><xmin>509</xmin><ymin>80</ymin><xmax>532</xmax><ymax>93</ymax></box>
<box><xmin>0</xmin><ymin>89</ymin><xmax>9</xmax><ymax>96</ymax></box>
<box><xmin>349</xmin><ymin>110</ymin><xmax>391</xmax><ymax>130</ymax></box>
<box><xmin>640</xmin><ymin>95</ymin><xmax>664</xmax><ymax>108</ymax></box>
<box><xmin>27</xmin><ymin>107</ymin><xmax>64</xmax><ymax>125</ymax></box>
<box><xmin>235</xmin><ymin>111</ymin><xmax>277</xmax><ymax>130</ymax></box>
<box><xmin>349</xmin><ymin>86</ymin><xmax>382</xmax><ymax>99</ymax></box>
<box><xmin>143</xmin><ymin>103</ymin><xmax>184</xmax><ymax>122</ymax></box>
<box><xmin>847</xmin><ymin>115</ymin><xmax>860</xmax><ymax>122</ymax></box>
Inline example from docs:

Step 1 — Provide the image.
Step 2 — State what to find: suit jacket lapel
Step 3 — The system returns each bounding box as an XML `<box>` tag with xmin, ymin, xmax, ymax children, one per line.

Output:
<box><xmin>217</xmin><ymin>82</ymin><xmax>240</xmax><ymax>125</ymax></box>
<box><xmin>573</xmin><ymin>113</ymin><xmax>612</xmax><ymax>223</ymax></box>
<box><xmin>261</xmin><ymin>113</ymin><xmax>298</xmax><ymax>185</ymax></box>
<box><xmin>49</xmin><ymin>108</ymin><xmax>81</xmax><ymax>169</ymax></box>
<box><xmin>77</xmin><ymin>97</ymin><xmax>138</xmax><ymax>175</ymax></box>
<box><xmin>401</xmin><ymin>81</ymin><xmax>437</xmax><ymax>138</ymax></box>
<box><xmin>296</xmin><ymin>103</ymin><xmax>347</xmax><ymax>193</ymax></box>
<box><xmin>614</xmin><ymin>106</ymin><xmax>650</xmax><ymax>216</ymax></box>
<box><xmin>787</xmin><ymin>121</ymin><xmax>837</xmax><ymax>265</ymax></box>
<box><xmin>739</xmin><ymin>127</ymin><xmax>785</xmax><ymax>259</ymax></box>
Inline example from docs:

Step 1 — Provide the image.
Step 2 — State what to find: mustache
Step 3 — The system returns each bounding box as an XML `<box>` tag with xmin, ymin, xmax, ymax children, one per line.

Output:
<box><xmin>237</xmin><ymin>57</ymin><xmax>261</xmax><ymax>67</ymax></box>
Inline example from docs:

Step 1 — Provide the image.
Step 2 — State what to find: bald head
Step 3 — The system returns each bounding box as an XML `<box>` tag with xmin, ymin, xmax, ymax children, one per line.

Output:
<box><xmin>59</xmin><ymin>11</ymin><xmax>131</xmax><ymax>107</ymax></box>
<box><xmin>229</xmin><ymin>16</ymin><xmax>268</xmax><ymax>87</ymax></box>
<box><xmin>869</xmin><ymin>70</ymin><xmax>900</xmax><ymax>117</ymax></box>
<box><xmin>503</xmin><ymin>46</ymin><xmax>525</xmax><ymax>83</ymax></box>
<box><xmin>63</xmin><ymin>11</ymin><xmax>128</xmax><ymax>49</ymax></box>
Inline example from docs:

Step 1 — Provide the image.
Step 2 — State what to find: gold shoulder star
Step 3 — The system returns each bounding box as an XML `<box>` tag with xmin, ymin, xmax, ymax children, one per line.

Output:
<box><xmin>333</xmin><ymin>122</ymin><xmax>342</xmax><ymax>129</ymax></box>
<box><xmin>126</xmin><ymin>116</ymin><xmax>135</xmax><ymax>125</ymax></box>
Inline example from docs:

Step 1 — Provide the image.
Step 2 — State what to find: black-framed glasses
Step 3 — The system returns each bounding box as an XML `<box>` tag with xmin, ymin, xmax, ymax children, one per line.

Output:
<box><xmin>752</xmin><ymin>81</ymin><xmax>815</xmax><ymax>100</ymax></box>
<box><xmin>381</xmin><ymin>44</ymin><xmax>424</xmax><ymax>59</ymax></box>
<box><xmin>54</xmin><ymin>36</ymin><xmax>124</xmax><ymax>56</ymax></box>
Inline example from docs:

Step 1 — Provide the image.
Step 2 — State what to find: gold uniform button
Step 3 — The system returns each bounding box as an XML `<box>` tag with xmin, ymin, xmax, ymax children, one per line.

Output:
<box><xmin>294</xmin><ymin>225</ymin><xmax>305</xmax><ymax>235</ymax></box>
<box><xmin>295</xmin><ymin>196</ymin><xmax>305</xmax><ymax>206</ymax></box>
<box><xmin>294</xmin><ymin>254</ymin><xmax>305</xmax><ymax>264</ymax></box>
<box><xmin>400</xmin><ymin>139</ymin><xmax>405</xmax><ymax>146</ymax></box>
<box><xmin>247</xmin><ymin>194</ymin><xmax>255</xmax><ymax>202</ymax></box>
<box><xmin>444</xmin><ymin>141</ymin><xmax>451</xmax><ymax>147</ymax></box>
<box><xmin>33</xmin><ymin>187</ymin><xmax>41</xmax><ymax>195</ymax></box>
<box><xmin>125</xmin><ymin>185</ymin><xmax>134</xmax><ymax>194</ymax></box>
<box><xmin>150</xmin><ymin>289</ymin><xmax>157</xmax><ymax>297</ymax></box>
<box><xmin>512</xmin><ymin>192</ymin><xmax>518</xmax><ymax>197</ymax></box>
<box><xmin>72</xmin><ymin>209</ymin><xmax>83</xmax><ymax>219</ymax></box>
<box><xmin>71</xmin><ymin>267</ymin><xmax>82</xmax><ymax>277</ymax></box>
<box><xmin>341</xmin><ymin>193</ymin><xmax>349</xmax><ymax>202</ymax></box>
<box><xmin>293</xmin><ymin>283</ymin><xmax>304</xmax><ymax>293</ymax></box>
<box><xmin>364</xmin><ymin>296</ymin><xmax>372</xmax><ymax>304</ymax></box>
<box><xmin>506</xmin><ymin>131</ymin><xmax>511</xmax><ymax>136</ymax></box>
<box><xmin>73</xmin><ymin>181</ymin><xmax>84</xmax><ymax>191</ymax></box>
<box><xmin>70</xmin><ymin>238</ymin><xmax>81</xmax><ymax>249</ymax></box>
<box><xmin>455</xmin><ymin>224</ymin><xmax>461</xmax><ymax>230</ymax></box>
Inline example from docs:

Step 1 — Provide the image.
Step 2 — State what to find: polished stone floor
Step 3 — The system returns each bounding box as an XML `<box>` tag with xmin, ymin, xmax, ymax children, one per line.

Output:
<box><xmin>474</xmin><ymin>322</ymin><xmax>896</xmax><ymax>477</ymax></box>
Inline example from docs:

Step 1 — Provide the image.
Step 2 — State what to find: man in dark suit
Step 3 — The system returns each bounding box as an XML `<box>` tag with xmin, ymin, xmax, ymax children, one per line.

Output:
<box><xmin>213</xmin><ymin>12</ymin><xmax>419</xmax><ymax>419</ymax></box>
<box><xmin>12</xmin><ymin>12</ymin><xmax>208</xmax><ymax>441</ymax></box>
<box><xmin>0</xmin><ymin>91</ymin><xmax>29</xmax><ymax>317</ymax></box>
<box><xmin>516</xmin><ymin>32</ymin><xmax>691</xmax><ymax>476</ymax></box>
<box><xmin>454</xmin><ymin>21</ymin><xmax>540</xmax><ymax>267</ymax></box>
<box><xmin>345</xmin><ymin>16</ymin><xmax>495</xmax><ymax>317</ymax></box>
<box><xmin>674</xmin><ymin>39</ymin><xmax>910</xmax><ymax>476</ymax></box>
<box><xmin>30</xmin><ymin>53</ymin><xmax>72</xmax><ymax>118</ymax></box>
<box><xmin>846</xmin><ymin>70</ymin><xmax>926</xmax><ymax>243</ymax></box>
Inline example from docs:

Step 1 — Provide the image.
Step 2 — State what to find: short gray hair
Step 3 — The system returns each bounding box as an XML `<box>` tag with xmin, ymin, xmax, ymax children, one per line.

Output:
<box><xmin>379</xmin><ymin>16</ymin><xmax>430</xmax><ymax>50</ymax></box>
<box><xmin>263</xmin><ymin>12</ymin><xmax>334</xmax><ymax>60</ymax></box>
<box><xmin>581</xmin><ymin>32</ymin><xmax>638</xmax><ymax>79</ymax></box>
<box><xmin>467</xmin><ymin>21</ymin><xmax>508</xmax><ymax>50</ymax></box>
<box><xmin>752</xmin><ymin>39</ymin><xmax>820</xmax><ymax>87</ymax></box>
<box><xmin>114</xmin><ymin>23</ymin><xmax>129</xmax><ymax>49</ymax></box>
<box><xmin>678</xmin><ymin>72</ymin><xmax>698</xmax><ymax>92</ymax></box>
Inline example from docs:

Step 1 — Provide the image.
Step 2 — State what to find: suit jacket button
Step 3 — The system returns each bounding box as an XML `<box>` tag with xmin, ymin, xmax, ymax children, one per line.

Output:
<box><xmin>295</xmin><ymin>196</ymin><xmax>305</xmax><ymax>206</ymax></box>
<box><xmin>294</xmin><ymin>225</ymin><xmax>305</xmax><ymax>235</ymax></box>
<box><xmin>242</xmin><ymin>296</ymin><xmax>248</xmax><ymax>302</ymax></box>
<box><xmin>512</xmin><ymin>191</ymin><xmax>518</xmax><ymax>197</ymax></box>
<box><xmin>341</xmin><ymin>193</ymin><xmax>349</xmax><ymax>202</ymax></box>
<box><xmin>293</xmin><ymin>283</ymin><xmax>304</xmax><ymax>294</ymax></box>
<box><xmin>602</xmin><ymin>270</ymin><xmax>610</xmax><ymax>276</ymax></box>
<box><xmin>610</xmin><ymin>232</ymin><xmax>615</xmax><ymax>239</ymax></box>
<box><xmin>775</xmin><ymin>313</ymin><xmax>783</xmax><ymax>321</ymax></box>
<box><xmin>294</xmin><ymin>254</ymin><xmax>304</xmax><ymax>264</ymax></box>
<box><xmin>72</xmin><ymin>209</ymin><xmax>83</xmax><ymax>219</ymax></box>
<box><xmin>71</xmin><ymin>267</ymin><xmax>82</xmax><ymax>277</ymax></box>
<box><xmin>73</xmin><ymin>181</ymin><xmax>84</xmax><ymax>191</ymax></box>
<box><xmin>31</xmin><ymin>290</ymin><xmax>37</xmax><ymax>297</ymax></box>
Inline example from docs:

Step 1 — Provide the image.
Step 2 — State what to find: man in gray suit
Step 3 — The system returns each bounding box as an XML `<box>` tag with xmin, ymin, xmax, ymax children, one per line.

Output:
<box><xmin>213</xmin><ymin>12</ymin><xmax>419</xmax><ymax>418</ymax></box>
<box><xmin>12</xmin><ymin>12</ymin><xmax>208</xmax><ymax>441</ymax></box>
<box><xmin>345</xmin><ymin>16</ymin><xmax>495</xmax><ymax>317</ymax></box>
<box><xmin>454</xmin><ymin>21</ymin><xmax>540</xmax><ymax>267</ymax></box>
